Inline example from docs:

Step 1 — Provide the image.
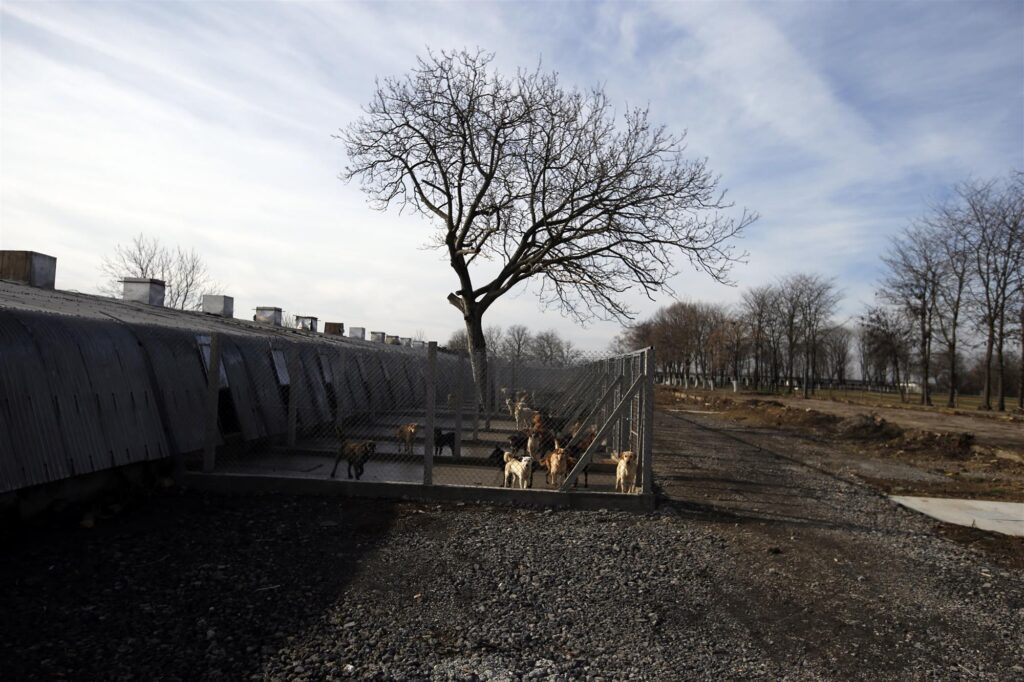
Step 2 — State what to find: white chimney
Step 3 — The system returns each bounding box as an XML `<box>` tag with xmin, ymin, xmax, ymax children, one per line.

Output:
<box><xmin>122</xmin><ymin>278</ymin><xmax>165</xmax><ymax>306</ymax></box>
<box><xmin>349</xmin><ymin>327</ymin><xmax>366</xmax><ymax>340</ymax></box>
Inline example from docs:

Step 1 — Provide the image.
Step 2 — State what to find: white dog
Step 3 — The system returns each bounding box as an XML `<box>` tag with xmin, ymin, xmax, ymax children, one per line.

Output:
<box><xmin>612</xmin><ymin>451</ymin><xmax>637</xmax><ymax>494</ymax></box>
<box><xmin>515</xmin><ymin>402</ymin><xmax>536</xmax><ymax>431</ymax></box>
<box><xmin>503</xmin><ymin>453</ymin><xmax>533</xmax><ymax>489</ymax></box>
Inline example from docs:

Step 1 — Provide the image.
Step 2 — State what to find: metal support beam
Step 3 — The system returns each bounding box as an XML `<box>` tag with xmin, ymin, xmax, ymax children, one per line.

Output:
<box><xmin>642</xmin><ymin>347</ymin><xmax>655</xmax><ymax>494</ymax></box>
<box><xmin>424</xmin><ymin>342</ymin><xmax>436</xmax><ymax>485</ymax></box>
<box><xmin>202</xmin><ymin>333</ymin><xmax>221</xmax><ymax>473</ymax></box>
<box><xmin>561</xmin><ymin>374</ymin><xmax>644</xmax><ymax>491</ymax></box>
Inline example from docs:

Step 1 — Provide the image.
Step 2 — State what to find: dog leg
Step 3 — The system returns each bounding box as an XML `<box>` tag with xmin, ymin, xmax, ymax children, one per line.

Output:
<box><xmin>330</xmin><ymin>455</ymin><xmax>342</xmax><ymax>479</ymax></box>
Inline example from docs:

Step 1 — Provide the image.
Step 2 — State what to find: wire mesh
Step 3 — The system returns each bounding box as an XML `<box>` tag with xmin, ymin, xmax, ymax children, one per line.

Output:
<box><xmin>207</xmin><ymin>336</ymin><xmax>653</xmax><ymax>495</ymax></box>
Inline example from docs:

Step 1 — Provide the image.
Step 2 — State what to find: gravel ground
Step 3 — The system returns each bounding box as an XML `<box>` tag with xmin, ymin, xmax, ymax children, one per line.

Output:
<box><xmin>2</xmin><ymin>411</ymin><xmax>1022</xmax><ymax>680</ymax></box>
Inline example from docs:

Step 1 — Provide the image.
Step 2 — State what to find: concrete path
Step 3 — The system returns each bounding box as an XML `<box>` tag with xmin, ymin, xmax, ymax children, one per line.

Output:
<box><xmin>891</xmin><ymin>495</ymin><xmax>1024</xmax><ymax>536</ymax></box>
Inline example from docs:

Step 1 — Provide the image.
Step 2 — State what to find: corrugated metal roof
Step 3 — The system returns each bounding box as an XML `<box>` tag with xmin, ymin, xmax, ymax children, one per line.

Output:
<box><xmin>0</xmin><ymin>280</ymin><xmax>456</xmax><ymax>494</ymax></box>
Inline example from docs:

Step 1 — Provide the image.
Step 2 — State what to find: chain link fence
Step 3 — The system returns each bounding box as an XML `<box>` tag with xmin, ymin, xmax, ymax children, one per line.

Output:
<box><xmin>204</xmin><ymin>336</ymin><xmax>654</xmax><ymax>496</ymax></box>
<box><xmin>0</xmin><ymin>296</ymin><xmax>653</xmax><ymax>504</ymax></box>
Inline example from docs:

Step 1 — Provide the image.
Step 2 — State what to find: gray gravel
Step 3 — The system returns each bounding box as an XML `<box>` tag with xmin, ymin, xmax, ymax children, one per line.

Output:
<box><xmin>1</xmin><ymin>411</ymin><xmax>1022</xmax><ymax>680</ymax></box>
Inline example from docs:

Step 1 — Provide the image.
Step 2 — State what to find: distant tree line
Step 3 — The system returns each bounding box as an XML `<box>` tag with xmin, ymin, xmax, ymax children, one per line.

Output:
<box><xmin>618</xmin><ymin>172</ymin><xmax>1024</xmax><ymax>411</ymax></box>
<box><xmin>445</xmin><ymin>324</ymin><xmax>581</xmax><ymax>367</ymax></box>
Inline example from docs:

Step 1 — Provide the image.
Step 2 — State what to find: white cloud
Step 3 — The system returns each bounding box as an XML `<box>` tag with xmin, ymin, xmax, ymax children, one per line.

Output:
<box><xmin>1</xmin><ymin>0</ymin><xmax>1020</xmax><ymax>350</ymax></box>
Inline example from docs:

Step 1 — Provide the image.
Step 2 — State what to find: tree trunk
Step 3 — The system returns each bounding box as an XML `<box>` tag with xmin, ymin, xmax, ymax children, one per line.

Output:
<box><xmin>1019</xmin><ymin>305</ymin><xmax>1024</xmax><ymax>411</ymax></box>
<box><xmin>981</xmin><ymin>324</ymin><xmax>995</xmax><ymax>410</ymax></box>
<box><xmin>947</xmin><ymin>342</ymin><xmax>958</xmax><ymax>408</ymax></box>
<box><xmin>919</xmin><ymin>313</ymin><xmax>932</xmax><ymax>406</ymax></box>
<box><xmin>462</xmin><ymin>308</ymin><xmax>489</xmax><ymax>413</ymax></box>
<box><xmin>996</xmin><ymin>316</ymin><xmax>1006</xmax><ymax>412</ymax></box>
<box><xmin>802</xmin><ymin>344</ymin><xmax>811</xmax><ymax>399</ymax></box>
<box><xmin>893</xmin><ymin>353</ymin><xmax>906</xmax><ymax>402</ymax></box>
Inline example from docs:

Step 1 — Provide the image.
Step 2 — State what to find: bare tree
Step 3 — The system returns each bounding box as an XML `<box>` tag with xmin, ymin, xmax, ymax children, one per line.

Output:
<box><xmin>960</xmin><ymin>175</ymin><xmax>1024</xmax><ymax>410</ymax></box>
<box><xmin>100</xmin><ymin>233</ymin><xmax>219</xmax><ymax>311</ymax></box>
<box><xmin>741</xmin><ymin>284</ymin><xmax>777</xmax><ymax>390</ymax></box>
<box><xmin>445</xmin><ymin>329</ymin><xmax>469</xmax><ymax>352</ymax></box>
<box><xmin>861</xmin><ymin>305</ymin><xmax>915</xmax><ymax>401</ymax></box>
<box><xmin>777</xmin><ymin>275</ymin><xmax>803</xmax><ymax>390</ymax></box>
<box><xmin>878</xmin><ymin>223</ymin><xmax>942</xmax><ymax>405</ymax></box>
<box><xmin>821</xmin><ymin>326</ymin><xmax>853</xmax><ymax>385</ymax></box>
<box><xmin>483</xmin><ymin>325</ymin><xmax>504</xmax><ymax>357</ymax></box>
<box><xmin>341</xmin><ymin>48</ymin><xmax>755</xmax><ymax>405</ymax></box>
<box><xmin>791</xmin><ymin>274</ymin><xmax>842</xmax><ymax>398</ymax></box>
<box><xmin>931</xmin><ymin>201</ymin><xmax>973</xmax><ymax>407</ymax></box>
<box><xmin>529</xmin><ymin>329</ymin><xmax>571</xmax><ymax>366</ymax></box>
<box><xmin>500</xmin><ymin>324</ymin><xmax>532</xmax><ymax>361</ymax></box>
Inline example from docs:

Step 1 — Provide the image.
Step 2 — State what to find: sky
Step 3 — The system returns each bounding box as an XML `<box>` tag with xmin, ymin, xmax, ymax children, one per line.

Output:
<box><xmin>1</xmin><ymin>1</ymin><xmax>1021</xmax><ymax>350</ymax></box>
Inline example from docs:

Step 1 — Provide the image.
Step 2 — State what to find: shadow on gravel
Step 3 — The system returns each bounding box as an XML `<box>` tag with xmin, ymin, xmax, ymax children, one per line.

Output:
<box><xmin>0</xmin><ymin>490</ymin><xmax>398</xmax><ymax>681</ymax></box>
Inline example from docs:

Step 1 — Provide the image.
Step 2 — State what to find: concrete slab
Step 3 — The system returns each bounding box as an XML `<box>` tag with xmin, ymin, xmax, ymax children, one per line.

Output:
<box><xmin>891</xmin><ymin>496</ymin><xmax>1024</xmax><ymax>536</ymax></box>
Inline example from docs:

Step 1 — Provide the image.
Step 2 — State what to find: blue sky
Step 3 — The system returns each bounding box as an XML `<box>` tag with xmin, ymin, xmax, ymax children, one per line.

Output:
<box><xmin>1</xmin><ymin>1</ymin><xmax>1021</xmax><ymax>349</ymax></box>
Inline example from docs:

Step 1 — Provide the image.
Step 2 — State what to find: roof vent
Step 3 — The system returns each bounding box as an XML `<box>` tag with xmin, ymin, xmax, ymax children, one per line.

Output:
<box><xmin>370</xmin><ymin>331</ymin><xmax>386</xmax><ymax>343</ymax></box>
<box><xmin>202</xmin><ymin>295</ymin><xmax>234</xmax><ymax>318</ymax></box>
<box><xmin>295</xmin><ymin>315</ymin><xmax>318</xmax><ymax>332</ymax></box>
<box><xmin>349</xmin><ymin>327</ymin><xmax>366</xmax><ymax>340</ymax></box>
<box><xmin>122</xmin><ymin>278</ymin><xmax>165</xmax><ymax>306</ymax></box>
<box><xmin>324</xmin><ymin>322</ymin><xmax>345</xmax><ymax>336</ymax></box>
<box><xmin>255</xmin><ymin>306</ymin><xmax>283</xmax><ymax>326</ymax></box>
<box><xmin>0</xmin><ymin>251</ymin><xmax>56</xmax><ymax>289</ymax></box>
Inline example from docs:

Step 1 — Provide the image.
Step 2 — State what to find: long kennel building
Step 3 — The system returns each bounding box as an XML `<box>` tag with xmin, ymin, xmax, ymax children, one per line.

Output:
<box><xmin>0</xmin><ymin>251</ymin><xmax>453</xmax><ymax>501</ymax></box>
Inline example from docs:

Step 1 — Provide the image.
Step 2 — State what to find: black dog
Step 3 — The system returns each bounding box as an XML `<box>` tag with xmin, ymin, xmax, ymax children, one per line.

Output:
<box><xmin>331</xmin><ymin>440</ymin><xmax>376</xmax><ymax>480</ymax></box>
<box><xmin>506</xmin><ymin>432</ymin><xmax>528</xmax><ymax>454</ymax></box>
<box><xmin>434</xmin><ymin>428</ymin><xmax>456</xmax><ymax>456</ymax></box>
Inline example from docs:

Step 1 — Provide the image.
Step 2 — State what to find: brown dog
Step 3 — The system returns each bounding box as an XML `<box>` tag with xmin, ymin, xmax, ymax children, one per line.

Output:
<box><xmin>331</xmin><ymin>440</ymin><xmax>376</xmax><ymax>480</ymax></box>
<box><xmin>396</xmin><ymin>422</ymin><xmax>419</xmax><ymax>455</ymax></box>
<box><xmin>612</xmin><ymin>451</ymin><xmax>637</xmax><ymax>493</ymax></box>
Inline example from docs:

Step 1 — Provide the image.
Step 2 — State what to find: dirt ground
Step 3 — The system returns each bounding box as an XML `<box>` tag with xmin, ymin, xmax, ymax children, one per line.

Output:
<box><xmin>661</xmin><ymin>387</ymin><xmax>1024</xmax><ymax>503</ymax></box>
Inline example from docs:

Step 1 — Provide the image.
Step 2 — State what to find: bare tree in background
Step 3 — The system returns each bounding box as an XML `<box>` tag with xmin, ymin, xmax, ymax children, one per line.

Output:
<box><xmin>791</xmin><ymin>274</ymin><xmax>841</xmax><ymax>398</ymax></box>
<box><xmin>960</xmin><ymin>175</ymin><xmax>1024</xmax><ymax>410</ymax></box>
<box><xmin>930</xmin><ymin>196</ymin><xmax>973</xmax><ymax>407</ymax></box>
<box><xmin>341</xmin><ymin>48</ymin><xmax>755</xmax><ymax>407</ymax></box>
<box><xmin>861</xmin><ymin>305</ymin><xmax>915</xmax><ymax>401</ymax></box>
<box><xmin>741</xmin><ymin>284</ymin><xmax>776</xmax><ymax>390</ymax></box>
<box><xmin>500</xmin><ymin>324</ymin><xmax>532</xmax><ymax>362</ymax></box>
<box><xmin>777</xmin><ymin>275</ymin><xmax>803</xmax><ymax>391</ymax></box>
<box><xmin>100</xmin><ymin>233</ymin><xmax>219</xmax><ymax>311</ymax></box>
<box><xmin>445</xmin><ymin>329</ymin><xmax>470</xmax><ymax>352</ymax></box>
<box><xmin>878</xmin><ymin>223</ymin><xmax>942</xmax><ymax>405</ymax></box>
<box><xmin>821</xmin><ymin>326</ymin><xmax>853</xmax><ymax>385</ymax></box>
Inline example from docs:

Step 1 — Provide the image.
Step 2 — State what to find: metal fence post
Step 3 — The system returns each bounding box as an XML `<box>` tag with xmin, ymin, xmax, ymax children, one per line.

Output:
<box><xmin>642</xmin><ymin>347</ymin><xmax>655</xmax><ymax>495</ymax></box>
<box><xmin>424</xmin><ymin>341</ymin><xmax>436</xmax><ymax>485</ymax></box>
<box><xmin>203</xmin><ymin>333</ymin><xmax>221</xmax><ymax>473</ymax></box>
<box><xmin>286</xmin><ymin>347</ymin><xmax>299</xmax><ymax>448</ymax></box>
<box><xmin>334</xmin><ymin>351</ymin><xmax>345</xmax><ymax>433</ymax></box>
<box><xmin>454</xmin><ymin>352</ymin><xmax>464</xmax><ymax>458</ymax></box>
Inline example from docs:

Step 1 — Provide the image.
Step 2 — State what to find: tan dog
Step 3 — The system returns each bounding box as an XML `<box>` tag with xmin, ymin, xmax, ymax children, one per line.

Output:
<box><xmin>539</xmin><ymin>442</ymin><xmax>567</xmax><ymax>487</ymax></box>
<box><xmin>396</xmin><ymin>422</ymin><xmax>419</xmax><ymax>455</ymax></box>
<box><xmin>503</xmin><ymin>453</ymin><xmax>533</xmax><ymax>489</ymax></box>
<box><xmin>612</xmin><ymin>451</ymin><xmax>637</xmax><ymax>493</ymax></box>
